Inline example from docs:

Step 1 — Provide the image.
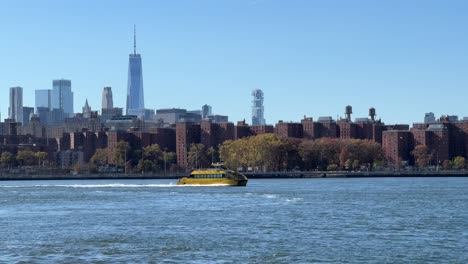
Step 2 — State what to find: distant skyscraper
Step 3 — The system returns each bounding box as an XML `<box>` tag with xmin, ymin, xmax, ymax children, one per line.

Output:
<box><xmin>52</xmin><ymin>79</ymin><xmax>74</xmax><ymax>116</ymax></box>
<box><xmin>126</xmin><ymin>25</ymin><xmax>145</xmax><ymax>118</ymax></box>
<box><xmin>22</xmin><ymin>106</ymin><xmax>34</xmax><ymax>125</ymax></box>
<box><xmin>9</xmin><ymin>87</ymin><xmax>23</xmax><ymax>123</ymax></box>
<box><xmin>102</xmin><ymin>87</ymin><xmax>114</xmax><ymax>109</ymax></box>
<box><xmin>202</xmin><ymin>104</ymin><xmax>212</xmax><ymax>118</ymax></box>
<box><xmin>252</xmin><ymin>89</ymin><xmax>266</xmax><ymax>125</ymax></box>
<box><xmin>424</xmin><ymin>112</ymin><xmax>436</xmax><ymax>123</ymax></box>
<box><xmin>35</xmin><ymin>89</ymin><xmax>51</xmax><ymax>111</ymax></box>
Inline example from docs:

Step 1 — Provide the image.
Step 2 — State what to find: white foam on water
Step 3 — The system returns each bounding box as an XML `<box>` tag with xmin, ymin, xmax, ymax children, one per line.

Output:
<box><xmin>0</xmin><ymin>183</ymin><xmax>179</xmax><ymax>188</ymax></box>
<box><xmin>285</xmin><ymin>197</ymin><xmax>304</xmax><ymax>203</ymax></box>
<box><xmin>0</xmin><ymin>183</ymin><xmax>234</xmax><ymax>188</ymax></box>
<box><xmin>177</xmin><ymin>184</ymin><xmax>231</xmax><ymax>187</ymax></box>
<box><xmin>262</xmin><ymin>194</ymin><xmax>279</xmax><ymax>199</ymax></box>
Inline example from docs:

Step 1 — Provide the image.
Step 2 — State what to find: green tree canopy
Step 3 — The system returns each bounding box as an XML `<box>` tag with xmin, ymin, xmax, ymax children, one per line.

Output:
<box><xmin>16</xmin><ymin>150</ymin><xmax>37</xmax><ymax>166</ymax></box>
<box><xmin>91</xmin><ymin>149</ymin><xmax>108</xmax><ymax>166</ymax></box>
<box><xmin>0</xmin><ymin>152</ymin><xmax>15</xmax><ymax>168</ymax></box>
<box><xmin>453</xmin><ymin>156</ymin><xmax>466</xmax><ymax>169</ymax></box>
<box><xmin>35</xmin><ymin>151</ymin><xmax>48</xmax><ymax>167</ymax></box>
<box><xmin>112</xmin><ymin>141</ymin><xmax>130</xmax><ymax>167</ymax></box>
<box><xmin>188</xmin><ymin>143</ymin><xmax>210</xmax><ymax>169</ymax></box>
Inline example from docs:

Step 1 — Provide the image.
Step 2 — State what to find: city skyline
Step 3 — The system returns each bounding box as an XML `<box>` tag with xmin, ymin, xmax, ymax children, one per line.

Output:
<box><xmin>1</xmin><ymin>1</ymin><xmax>468</xmax><ymax>125</ymax></box>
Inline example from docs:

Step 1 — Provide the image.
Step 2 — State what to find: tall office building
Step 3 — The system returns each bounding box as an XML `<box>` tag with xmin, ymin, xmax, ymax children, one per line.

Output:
<box><xmin>102</xmin><ymin>87</ymin><xmax>114</xmax><ymax>109</ymax></box>
<box><xmin>22</xmin><ymin>107</ymin><xmax>34</xmax><ymax>125</ymax></box>
<box><xmin>202</xmin><ymin>104</ymin><xmax>212</xmax><ymax>118</ymax></box>
<box><xmin>252</xmin><ymin>89</ymin><xmax>266</xmax><ymax>125</ymax></box>
<box><xmin>35</xmin><ymin>89</ymin><xmax>51</xmax><ymax>111</ymax></box>
<box><xmin>52</xmin><ymin>79</ymin><xmax>74</xmax><ymax>116</ymax></box>
<box><xmin>9</xmin><ymin>87</ymin><xmax>23</xmax><ymax>123</ymax></box>
<box><xmin>126</xmin><ymin>25</ymin><xmax>145</xmax><ymax>118</ymax></box>
<box><xmin>425</xmin><ymin>112</ymin><xmax>436</xmax><ymax>124</ymax></box>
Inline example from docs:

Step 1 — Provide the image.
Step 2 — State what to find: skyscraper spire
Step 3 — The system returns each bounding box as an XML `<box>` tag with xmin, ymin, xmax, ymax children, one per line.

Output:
<box><xmin>127</xmin><ymin>24</ymin><xmax>145</xmax><ymax>118</ymax></box>
<box><xmin>133</xmin><ymin>24</ymin><xmax>136</xmax><ymax>55</ymax></box>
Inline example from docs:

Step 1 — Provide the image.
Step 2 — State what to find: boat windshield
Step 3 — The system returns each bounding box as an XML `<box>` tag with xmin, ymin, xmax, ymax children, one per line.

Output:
<box><xmin>211</xmin><ymin>163</ymin><xmax>228</xmax><ymax>170</ymax></box>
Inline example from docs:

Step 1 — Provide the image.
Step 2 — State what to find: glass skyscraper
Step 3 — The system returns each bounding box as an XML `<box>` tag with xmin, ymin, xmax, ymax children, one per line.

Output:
<box><xmin>252</xmin><ymin>89</ymin><xmax>266</xmax><ymax>125</ymax></box>
<box><xmin>126</xmin><ymin>26</ymin><xmax>145</xmax><ymax>118</ymax></box>
<box><xmin>52</xmin><ymin>79</ymin><xmax>74</xmax><ymax>116</ymax></box>
<box><xmin>35</xmin><ymin>89</ymin><xmax>51</xmax><ymax>111</ymax></box>
<box><xmin>9</xmin><ymin>86</ymin><xmax>23</xmax><ymax>123</ymax></box>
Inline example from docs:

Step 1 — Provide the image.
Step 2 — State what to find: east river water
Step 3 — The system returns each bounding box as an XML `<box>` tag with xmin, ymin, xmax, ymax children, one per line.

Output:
<box><xmin>0</xmin><ymin>178</ymin><xmax>467</xmax><ymax>263</ymax></box>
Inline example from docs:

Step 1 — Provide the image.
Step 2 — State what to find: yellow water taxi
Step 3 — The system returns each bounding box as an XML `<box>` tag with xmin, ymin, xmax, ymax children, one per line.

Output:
<box><xmin>176</xmin><ymin>163</ymin><xmax>248</xmax><ymax>186</ymax></box>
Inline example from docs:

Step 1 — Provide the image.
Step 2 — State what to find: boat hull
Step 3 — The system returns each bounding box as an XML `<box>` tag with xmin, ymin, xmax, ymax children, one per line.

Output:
<box><xmin>176</xmin><ymin>177</ymin><xmax>248</xmax><ymax>186</ymax></box>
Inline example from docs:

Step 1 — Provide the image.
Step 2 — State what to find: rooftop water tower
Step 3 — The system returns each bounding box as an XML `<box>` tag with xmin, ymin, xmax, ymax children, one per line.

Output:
<box><xmin>369</xmin><ymin>107</ymin><xmax>376</xmax><ymax>121</ymax></box>
<box><xmin>345</xmin><ymin>105</ymin><xmax>353</xmax><ymax>121</ymax></box>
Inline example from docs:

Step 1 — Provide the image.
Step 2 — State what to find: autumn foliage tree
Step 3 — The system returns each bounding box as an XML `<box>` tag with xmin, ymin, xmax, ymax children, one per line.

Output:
<box><xmin>412</xmin><ymin>145</ymin><xmax>430</xmax><ymax>169</ymax></box>
<box><xmin>0</xmin><ymin>152</ymin><xmax>15</xmax><ymax>168</ymax></box>
<box><xmin>453</xmin><ymin>156</ymin><xmax>466</xmax><ymax>170</ymax></box>
<box><xmin>219</xmin><ymin>134</ymin><xmax>385</xmax><ymax>172</ymax></box>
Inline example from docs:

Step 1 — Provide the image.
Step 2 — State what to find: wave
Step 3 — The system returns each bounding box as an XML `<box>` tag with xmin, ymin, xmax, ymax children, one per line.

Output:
<box><xmin>0</xmin><ymin>183</ymin><xmax>232</xmax><ymax>188</ymax></box>
<box><xmin>177</xmin><ymin>184</ymin><xmax>231</xmax><ymax>187</ymax></box>
<box><xmin>262</xmin><ymin>194</ymin><xmax>279</xmax><ymax>199</ymax></box>
<box><xmin>0</xmin><ymin>183</ymin><xmax>178</xmax><ymax>188</ymax></box>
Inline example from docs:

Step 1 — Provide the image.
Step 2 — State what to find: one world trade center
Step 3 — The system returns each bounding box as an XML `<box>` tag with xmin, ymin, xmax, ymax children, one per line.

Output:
<box><xmin>126</xmin><ymin>25</ymin><xmax>145</xmax><ymax>118</ymax></box>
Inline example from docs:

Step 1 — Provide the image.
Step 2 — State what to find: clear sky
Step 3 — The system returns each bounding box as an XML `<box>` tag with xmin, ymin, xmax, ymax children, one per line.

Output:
<box><xmin>1</xmin><ymin>0</ymin><xmax>467</xmax><ymax>125</ymax></box>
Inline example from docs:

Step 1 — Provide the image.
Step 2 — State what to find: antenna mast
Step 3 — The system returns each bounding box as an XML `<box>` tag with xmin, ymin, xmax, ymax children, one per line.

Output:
<box><xmin>133</xmin><ymin>24</ymin><xmax>136</xmax><ymax>55</ymax></box>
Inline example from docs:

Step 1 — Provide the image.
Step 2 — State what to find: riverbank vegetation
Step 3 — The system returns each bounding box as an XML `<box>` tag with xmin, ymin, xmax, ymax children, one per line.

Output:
<box><xmin>219</xmin><ymin>134</ymin><xmax>385</xmax><ymax>172</ymax></box>
<box><xmin>1</xmin><ymin>134</ymin><xmax>467</xmax><ymax>173</ymax></box>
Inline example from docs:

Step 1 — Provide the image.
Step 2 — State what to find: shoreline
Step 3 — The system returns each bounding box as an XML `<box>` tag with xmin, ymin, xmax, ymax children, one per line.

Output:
<box><xmin>1</xmin><ymin>171</ymin><xmax>468</xmax><ymax>181</ymax></box>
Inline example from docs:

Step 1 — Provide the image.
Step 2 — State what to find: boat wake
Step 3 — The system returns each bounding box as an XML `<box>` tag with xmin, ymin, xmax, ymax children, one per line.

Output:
<box><xmin>177</xmin><ymin>184</ymin><xmax>231</xmax><ymax>187</ymax></box>
<box><xmin>0</xmin><ymin>183</ymin><xmax>179</xmax><ymax>188</ymax></box>
<box><xmin>0</xmin><ymin>183</ymin><xmax>233</xmax><ymax>188</ymax></box>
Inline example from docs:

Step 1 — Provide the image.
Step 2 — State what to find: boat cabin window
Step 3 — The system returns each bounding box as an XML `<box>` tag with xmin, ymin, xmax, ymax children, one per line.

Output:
<box><xmin>192</xmin><ymin>174</ymin><xmax>225</xmax><ymax>178</ymax></box>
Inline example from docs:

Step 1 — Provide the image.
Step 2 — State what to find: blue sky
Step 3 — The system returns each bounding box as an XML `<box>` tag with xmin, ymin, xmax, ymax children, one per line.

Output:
<box><xmin>1</xmin><ymin>0</ymin><xmax>467</xmax><ymax>125</ymax></box>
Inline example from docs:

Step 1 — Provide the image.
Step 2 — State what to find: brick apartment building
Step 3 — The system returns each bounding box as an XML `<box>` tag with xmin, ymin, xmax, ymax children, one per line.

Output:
<box><xmin>176</xmin><ymin>123</ymin><xmax>201</xmax><ymax>168</ymax></box>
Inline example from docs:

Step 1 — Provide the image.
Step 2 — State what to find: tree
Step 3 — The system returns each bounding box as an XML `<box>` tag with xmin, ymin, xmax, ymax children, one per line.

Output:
<box><xmin>143</xmin><ymin>145</ymin><xmax>162</xmax><ymax>163</ymax></box>
<box><xmin>345</xmin><ymin>159</ymin><xmax>353</xmax><ymax>171</ymax></box>
<box><xmin>136</xmin><ymin>144</ymin><xmax>165</xmax><ymax>173</ymax></box>
<box><xmin>298</xmin><ymin>140</ymin><xmax>320</xmax><ymax>171</ymax></box>
<box><xmin>412</xmin><ymin>145</ymin><xmax>430</xmax><ymax>169</ymax></box>
<box><xmin>163</xmin><ymin>151</ymin><xmax>177</xmax><ymax>172</ymax></box>
<box><xmin>327</xmin><ymin>164</ymin><xmax>338</xmax><ymax>171</ymax></box>
<box><xmin>188</xmin><ymin>143</ymin><xmax>210</xmax><ymax>169</ymax></box>
<box><xmin>352</xmin><ymin>160</ymin><xmax>360</xmax><ymax>171</ymax></box>
<box><xmin>0</xmin><ymin>152</ymin><xmax>15</xmax><ymax>169</ymax></box>
<box><xmin>112</xmin><ymin>141</ymin><xmax>130</xmax><ymax>167</ymax></box>
<box><xmin>91</xmin><ymin>149</ymin><xmax>108</xmax><ymax>166</ymax></box>
<box><xmin>207</xmin><ymin>146</ymin><xmax>217</xmax><ymax>164</ymax></box>
<box><xmin>35</xmin><ymin>151</ymin><xmax>48</xmax><ymax>167</ymax></box>
<box><xmin>442</xmin><ymin>160</ymin><xmax>452</xmax><ymax>170</ymax></box>
<box><xmin>138</xmin><ymin>159</ymin><xmax>155</xmax><ymax>173</ymax></box>
<box><xmin>16</xmin><ymin>150</ymin><xmax>37</xmax><ymax>166</ymax></box>
<box><xmin>453</xmin><ymin>156</ymin><xmax>466</xmax><ymax>169</ymax></box>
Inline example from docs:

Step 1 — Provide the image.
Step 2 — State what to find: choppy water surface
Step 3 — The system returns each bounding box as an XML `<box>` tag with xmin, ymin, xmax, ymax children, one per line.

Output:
<box><xmin>0</xmin><ymin>178</ymin><xmax>467</xmax><ymax>263</ymax></box>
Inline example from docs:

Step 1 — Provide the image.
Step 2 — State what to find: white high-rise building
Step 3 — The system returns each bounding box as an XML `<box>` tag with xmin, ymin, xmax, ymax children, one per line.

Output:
<box><xmin>252</xmin><ymin>89</ymin><xmax>266</xmax><ymax>125</ymax></box>
<box><xmin>9</xmin><ymin>87</ymin><xmax>23</xmax><ymax>123</ymax></box>
<box><xmin>102</xmin><ymin>87</ymin><xmax>114</xmax><ymax>109</ymax></box>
